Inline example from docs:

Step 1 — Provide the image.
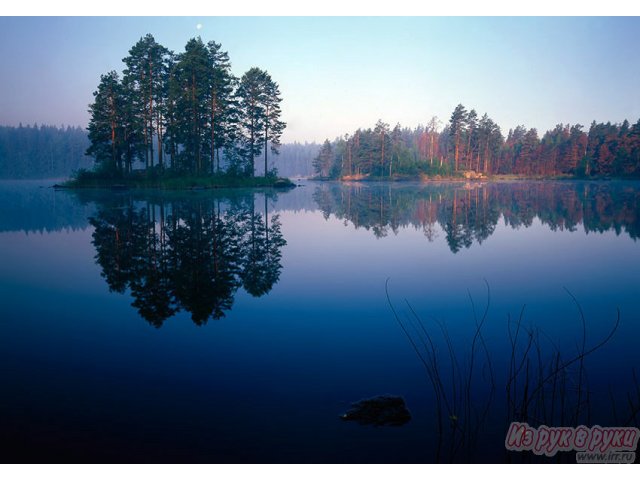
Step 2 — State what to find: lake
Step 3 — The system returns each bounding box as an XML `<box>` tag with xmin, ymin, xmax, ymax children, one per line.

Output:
<box><xmin>1</xmin><ymin>180</ymin><xmax>639</xmax><ymax>463</ymax></box>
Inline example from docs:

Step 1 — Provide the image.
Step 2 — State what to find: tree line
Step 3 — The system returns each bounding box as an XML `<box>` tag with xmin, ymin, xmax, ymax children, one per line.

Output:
<box><xmin>0</xmin><ymin>122</ymin><xmax>317</xmax><ymax>179</ymax></box>
<box><xmin>313</xmin><ymin>105</ymin><xmax>640</xmax><ymax>179</ymax></box>
<box><xmin>87</xmin><ymin>34</ymin><xmax>285</xmax><ymax>178</ymax></box>
<box><xmin>0</xmin><ymin>124</ymin><xmax>90</xmax><ymax>179</ymax></box>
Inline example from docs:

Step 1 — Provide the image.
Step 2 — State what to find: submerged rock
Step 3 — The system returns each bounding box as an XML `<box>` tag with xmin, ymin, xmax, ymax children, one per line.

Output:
<box><xmin>340</xmin><ymin>395</ymin><xmax>411</xmax><ymax>426</ymax></box>
<box><xmin>273</xmin><ymin>178</ymin><xmax>295</xmax><ymax>188</ymax></box>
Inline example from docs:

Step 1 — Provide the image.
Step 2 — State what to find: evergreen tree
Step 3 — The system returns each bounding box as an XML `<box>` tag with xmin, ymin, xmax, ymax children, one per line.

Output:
<box><xmin>236</xmin><ymin>68</ymin><xmax>267</xmax><ymax>176</ymax></box>
<box><xmin>449</xmin><ymin>104</ymin><xmax>467</xmax><ymax>171</ymax></box>
<box><xmin>373</xmin><ymin>120</ymin><xmax>391</xmax><ymax>176</ymax></box>
<box><xmin>312</xmin><ymin>139</ymin><xmax>334</xmax><ymax>178</ymax></box>
<box><xmin>236</xmin><ymin>67</ymin><xmax>286</xmax><ymax>177</ymax></box>
<box><xmin>206</xmin><ymin>41</ymin><xmax>236</xmax><ymax>174</ymax></box>
<box><xmin>163</xmin><ymin>51</ymin><xmax>180</xmax><ymax>168</ymax></box>
<box><xmin>122</xmin><ymin>34</ymin><xmax>170</xmax><ymax>169</ymax></box>
<box><xmin>465</xmin><ymin>109</ymin><xmax>478</xmax><ymax>170</ymax></box>
<box><xmin>261</xmin><ymin>72</ymin><xmax>286</xmax><ymax>177</ymax></box>
<box><xmin>86</xmin><ymin>71</ymin><xmax>126</xmax><ymax>175</ymax></box>
<box><xmin>172</xmin><ymin>38</ymin><xmax>212</xmax><ymax>174</ymax></box>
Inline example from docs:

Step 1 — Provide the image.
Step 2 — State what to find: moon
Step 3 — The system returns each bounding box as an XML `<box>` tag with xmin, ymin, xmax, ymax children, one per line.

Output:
<box><xmin>196</xmin><ymin>23</ymin><xmax>202</xmax><ymax>30</ymax></box>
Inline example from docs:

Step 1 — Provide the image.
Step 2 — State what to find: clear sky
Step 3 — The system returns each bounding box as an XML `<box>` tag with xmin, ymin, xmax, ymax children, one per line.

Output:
<box><xmin>1</xmin><ymin>16</ymin><xmax>639</xmax><ymax>143</ymax></box>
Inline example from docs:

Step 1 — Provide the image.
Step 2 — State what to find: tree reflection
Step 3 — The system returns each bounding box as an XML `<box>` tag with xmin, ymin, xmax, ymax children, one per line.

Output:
<box><xmin>89</xmin><ymin>193</ymin><xmax>285</xmax><ymax>327</ymax></box>
<box><xmin>313</xmin><ymin>181</ymin><xmax>640</xmax><ymax>253</ymax></box>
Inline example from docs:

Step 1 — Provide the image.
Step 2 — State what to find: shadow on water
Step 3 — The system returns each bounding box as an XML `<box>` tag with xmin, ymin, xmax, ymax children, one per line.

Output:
<box><xmin>77</xmin><ymin>189</ymin><xmax>286</xmax><ymax>326</ymax></box>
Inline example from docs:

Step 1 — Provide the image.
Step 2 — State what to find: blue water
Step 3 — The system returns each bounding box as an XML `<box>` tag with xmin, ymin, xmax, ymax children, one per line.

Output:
<box><xmin>1</xmin><ymin>180</ymin><xmax>639</xmax><ymax>463</ymax></box>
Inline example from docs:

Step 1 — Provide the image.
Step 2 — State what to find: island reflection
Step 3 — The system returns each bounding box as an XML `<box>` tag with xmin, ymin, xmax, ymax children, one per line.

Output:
<box><xmin>88</xmin><ymin>192</ymin><xmax>285</xmax><ymax>327</ymax></box>
<box><xmin>313</xmin><ymin>181</ymin><xmax>640</xmax><ymax>253</ymax></box>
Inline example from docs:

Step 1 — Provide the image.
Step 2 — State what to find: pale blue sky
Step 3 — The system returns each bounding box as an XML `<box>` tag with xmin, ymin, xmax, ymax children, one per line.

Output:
<box><xmin>0</xmin><ymin>17</ymin><xmax>639</xmax><ymax>142</ymax></box>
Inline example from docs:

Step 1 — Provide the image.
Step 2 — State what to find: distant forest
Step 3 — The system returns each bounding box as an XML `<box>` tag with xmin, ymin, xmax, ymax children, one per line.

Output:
<box><xmin>274</xmin><ymin>142</ymin><xmax>319</xmax><ymax>177</ymax></box>
<box><xmin>0</xmin><ymin>123</ymin><xmax>318</xmax><ymax>179</ymax></box>
<box><xmin>313</xmin><ymin>104</ymin><xmax>640</xmax><ymax>179</ymax></box>
<box><xmin>0</xmin><ymin>124</ymin><xmax>91</xmax><ymax>179</ymax></box>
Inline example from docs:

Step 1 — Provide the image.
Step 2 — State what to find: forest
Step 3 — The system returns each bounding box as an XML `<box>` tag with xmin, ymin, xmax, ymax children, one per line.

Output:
<box><xmin>0</xmin><ymin>124</ymin><xmax>91</xmax><ymax>179</ymax></box>
<box><xmin>85</xmin><ymin>34</ymin><xmax>285</xmax><ymax>181</ymax></box>
<box><xmin>0</xmin><ymin>123</ymin><xmax>317</xmax><ymax>179</ymax></box>
<box><xmin>313</xmin><ymin>104</ymin><xmax>640</xmax><ymax>179</ymax></box>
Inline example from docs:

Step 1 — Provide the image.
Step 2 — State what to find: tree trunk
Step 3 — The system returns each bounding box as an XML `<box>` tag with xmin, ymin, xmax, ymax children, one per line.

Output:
<box><xmin>484</xmin><ymin>140</ymin><xmax>489</xmax><ymax>173</ymax></box>
<box><xmin>157</xmin><ymin>110</ymin><xmax>163</xmax><ymax>169</ymax></box>
<box><xmin>264</xmin><ymin>106</ymin><xmax>269</xmax><ymax>177</ymax></box>
<box><xmin>149</xmin><ymin>59</ymin><xmax>154</xmax><ymax>169</ymax></box>
<box><xmin>381</xmin><ymin>131</ymin><xmax>385</xmax><ymax>176</ymax></box>
<box><xmin>211</xmin><ymin>95</ymin><xmax>216</xmax><ymax>175</ymax></box>
<box><xmin>454</xmin><ymin>134</ymin><xmax>459</xmax><ymax>172</ymax></box>
<box><xmin>250</xmin><ymin>123</ymin><xmax>255</xmax><ymax>177</ymax></box>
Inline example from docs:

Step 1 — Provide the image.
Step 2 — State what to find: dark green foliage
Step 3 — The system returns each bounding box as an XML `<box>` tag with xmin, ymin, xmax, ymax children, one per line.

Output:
<box><xmin>235</xmin><ymin>68</ymin><xmax>266</xmax><ymax>176</ymax></box>
<box><xmin>206</xmin><ymin>41</ymin><xmax>237</xmax><ymax>174</ymax></box>
<box><xmin>449</xmin><ymin>104</ymin><xmax>468</xmax><ymax>172</ymax></box>
<box><xmin>171</xmin><ymin>38</ymin><xmax>212</xmax><ymax>174</ymax></box>
<box><xmin>122</xmin><ymin>34</ymin><xmax>171</xmax><ymax>170</ymax></box>
<box><xmin>65</xmin><ymin>168</ymin><xmax>293</xmax><ymax>190</ymax></box>
<box><xmin>85</xmin><ymin>34</ymin><xmax>286</xmax><ymax>180</ymax></box>
<box><xmin>312</xmin><ymin>139</ymin><xmax>334</xmax><ymax>177</ymax></box>
<box><xmin>236</xmin><ymin>67</ymin><xmax>286</xmax><ymax>177</ymax></box>
<box><xmin>261</xmin><ymin>72</ymin><xmax>286</xmax><ymax>176</ymax></box>
<box><xmin>86</xmin><ymin>71</ymin><xmax>127</xmax><ymax>175</ymax></box>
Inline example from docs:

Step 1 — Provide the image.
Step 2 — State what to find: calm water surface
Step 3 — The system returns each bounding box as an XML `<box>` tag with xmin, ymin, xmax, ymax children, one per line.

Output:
<box><xmin>1</xmin><ymin>180</ymin><xmax>639</xmax><ymax>462</ymax></box>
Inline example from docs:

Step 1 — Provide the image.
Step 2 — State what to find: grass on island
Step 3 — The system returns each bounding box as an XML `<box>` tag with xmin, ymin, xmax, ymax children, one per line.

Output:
<box><xmin>60</xmin><ymin>168</ymin><xmax>296</xmax><ymax>190</ymax></box>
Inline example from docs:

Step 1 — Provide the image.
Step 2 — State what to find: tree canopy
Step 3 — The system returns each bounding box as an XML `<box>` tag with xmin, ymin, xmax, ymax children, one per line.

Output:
<box><xmin>87</xmin><ymin>34</ymin><xmax>286</xmax><ymax>179</ymax></box>
<box><xmin>313</xmin><ymin>105</ymin><xmax>640</xmax><ymax>179</ymax></box>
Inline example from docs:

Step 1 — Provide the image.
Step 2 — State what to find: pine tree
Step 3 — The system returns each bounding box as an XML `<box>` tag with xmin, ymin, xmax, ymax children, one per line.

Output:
<box><xmin>312</xmin><ymin>139</ymin><xmax>334</xmax><ymax>178</ymax></box>
<box><xmin>206</xmin><ymin>41</ymin><xmax>236</xmax><ymax>174</ymax></box>
<box><xmin>449</xmin><ymin>104</ymin><xmax>467</xmax><ymax>172</ymax></box>
<box><xmin>86</xmin><ymin>71</ymin><xmax>126</xmax><ymax>175</ymax></box>
<box><xmin>261</xmin><ymin>72</ymin><xmax>286</xmax><ymax>177</ymax></box>
<box><xmin>374</xmin><ymin>120</ymin><xmax>390</xmax><ymax>176</ymax></box>
<box><xmin>122</xmin><ymin>34</ymin><xmax>170</xmax><ymax>170</ymax></box>
<box><xmin>236</xmin><ymin>68</ymin><xmax>267</xmax><ymax>176</ymax></box>
<box><xmin>172</xmin><ymin>38</ymin><xmax>212</xmax><ymax>174</ymax></box>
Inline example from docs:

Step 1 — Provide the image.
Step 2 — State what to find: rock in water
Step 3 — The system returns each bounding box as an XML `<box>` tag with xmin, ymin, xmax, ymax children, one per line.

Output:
<box><xmin>341</xmin><ymin>395</ymin><xmax>411</xmax><ymax>426</ymax></box>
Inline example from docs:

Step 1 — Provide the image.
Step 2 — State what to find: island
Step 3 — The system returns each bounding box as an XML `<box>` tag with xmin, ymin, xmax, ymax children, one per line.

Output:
<box><xmin>67</xmin><ymin>34</ymin><xmax>293</xmax><ymax>190</ymax></box>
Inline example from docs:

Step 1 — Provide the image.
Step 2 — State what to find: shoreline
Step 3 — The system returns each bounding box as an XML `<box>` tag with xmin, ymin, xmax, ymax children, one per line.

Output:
<box><xmin>54</xmin><ymin>175</ymin><xmax>297</xmax><ymax>191</ymax></box>
<box><xmin>309</xmin><ymin>174</ymin><xmax>632</xmax><ymax>183</ymax></box>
